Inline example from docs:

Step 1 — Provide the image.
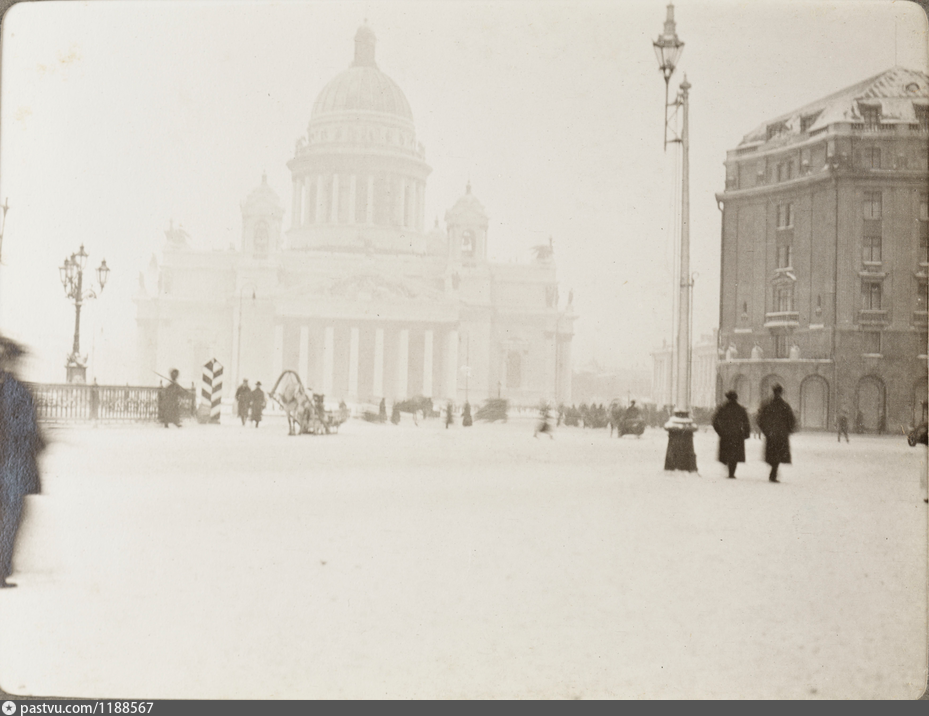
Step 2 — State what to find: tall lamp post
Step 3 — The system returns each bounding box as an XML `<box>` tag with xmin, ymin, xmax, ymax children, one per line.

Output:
<box><xmin>59</xmin><ymin>244</ymin><xmax>109</xmax><ymax>383</ymax></box>
<box><xmin>654</xmin><ymin>3</ymin><xmax>697</xmax><ymax>471</ymax></box>
<box><xmin>235</xmin><ymin>283</ymin><xmax>257</xmax><ymax>388</ymax></box>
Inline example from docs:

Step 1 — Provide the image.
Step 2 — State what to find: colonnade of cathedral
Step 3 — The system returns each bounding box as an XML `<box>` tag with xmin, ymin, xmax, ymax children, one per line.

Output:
<box><xmin>290</xmin><ymin>173</ymin><xmax>426</xmax><ymax>231</ymax></box>
<box><xmin>241</xmin><ymin>319</ymin><xmax>460</xmax><ymax>403</ymax></box>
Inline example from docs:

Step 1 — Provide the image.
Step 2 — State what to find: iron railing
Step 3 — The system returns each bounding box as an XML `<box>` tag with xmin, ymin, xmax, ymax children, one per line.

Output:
<box><xmin>28</xmin><ymin>382</ymin><xmax>197</xmax><ymax>423</ymax></box>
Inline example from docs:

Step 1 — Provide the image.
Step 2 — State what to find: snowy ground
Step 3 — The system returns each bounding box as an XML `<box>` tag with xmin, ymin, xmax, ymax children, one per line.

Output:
<box><xmin>0</xmin><ymin>413</ymin><xmax>926</xmax><ymax>699</ymax></box>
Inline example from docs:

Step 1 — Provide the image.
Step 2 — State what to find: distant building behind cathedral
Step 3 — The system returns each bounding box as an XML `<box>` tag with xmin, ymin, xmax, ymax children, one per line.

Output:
<box><xmin>135</xmin><ymin>24</ymin><xmax>575</xmax><ymax>407</ymax></box>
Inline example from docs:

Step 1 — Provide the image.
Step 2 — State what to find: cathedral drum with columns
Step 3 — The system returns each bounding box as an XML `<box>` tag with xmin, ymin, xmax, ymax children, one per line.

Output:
<box><xmin>135</xmin><ymin>24</ymin><xmax>575</xmax><ymax>409</ymax></box>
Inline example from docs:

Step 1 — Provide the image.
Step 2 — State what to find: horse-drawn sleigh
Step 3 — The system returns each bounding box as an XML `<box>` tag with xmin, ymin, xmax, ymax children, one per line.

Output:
<box><xmin>269</xmin><ymin>370</ymin><xmax>348</xmax><ymax>435</ymax></box>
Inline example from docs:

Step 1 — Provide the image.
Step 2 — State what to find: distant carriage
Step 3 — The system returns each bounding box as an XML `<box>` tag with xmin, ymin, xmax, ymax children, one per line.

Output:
<box><xmin>269</xmin><ymin>370</ymin><xmax>346</xmax><ymax>435</ymax></box>
<box><xmin>608</xmin><ymin>399</ymin><xmax>645</xmax><ymax>438</ymax></box>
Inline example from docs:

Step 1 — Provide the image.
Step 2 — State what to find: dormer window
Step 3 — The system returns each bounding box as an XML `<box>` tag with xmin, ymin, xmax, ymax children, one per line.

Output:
<box><xmin>859</xmin><ymin>102</ymin><xmax>881</xmax><ymax>129</ymax></box>
<box><xmin>766</xmin><ymin>121</ymin><xmax>788</xmax><ymax>141</ymax></box>
<box><xmin>800</xmin><ymin>112</ymin><xmax>821</xmax><ymax>133</ymax></box>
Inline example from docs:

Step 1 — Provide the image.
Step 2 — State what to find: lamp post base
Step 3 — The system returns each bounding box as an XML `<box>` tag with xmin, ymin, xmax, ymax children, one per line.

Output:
<box><xmin>66</xmin><ymin>355</ymin><xmax>87</xmax><ymax>384</ymax></box>
<box><xmin>664</xmin><ymin>410</ymin><xmax>698</xmax><ymax>472</ymax></box>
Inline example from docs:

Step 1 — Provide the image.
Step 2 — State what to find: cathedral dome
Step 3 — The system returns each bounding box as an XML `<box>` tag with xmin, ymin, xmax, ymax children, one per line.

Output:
<box><xmin>311</xmin><ymin>24</ymin><xmax>413</xmax><ymax>122</ymax></box>
<box><xmin>446</xmin><ymin>181</ymin><xmax>488</xmax><ymax>222</ymax></box>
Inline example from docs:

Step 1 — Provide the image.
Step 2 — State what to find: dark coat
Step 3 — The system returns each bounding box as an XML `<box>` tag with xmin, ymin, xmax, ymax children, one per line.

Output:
<box><xmin>712</xmin><ymin>400</ymin><xmax>751</xmax><ymax>464</ymax></box>
<box><xmin>162</xmin><ymin>380</ymin><xmax>185</xmax><ymax>426</ymax></box>
<box><xmin>250</xmin><ymin>388</ymin><xmax>266</xmax><ymax>422</ymax></box>
<box><xmin>757</xmin><ymin>395</ymin><xmax>796</xmax><ymax>465</ymax></box>
<box><xmin>235</xmin><ymin>383</ymin><xmax>251</xmax><ymax>418</ymax></box>
<box><xmin>0</xmin><ymin>372</ymin><xmax>44</xmax><ymax>500</ymax></box>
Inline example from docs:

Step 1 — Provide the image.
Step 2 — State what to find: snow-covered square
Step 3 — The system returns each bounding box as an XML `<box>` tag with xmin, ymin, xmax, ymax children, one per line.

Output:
<box><xmin>0</xmin><ymin>414</ymin><xmax>925</xmax><ymax>699</ymax></box>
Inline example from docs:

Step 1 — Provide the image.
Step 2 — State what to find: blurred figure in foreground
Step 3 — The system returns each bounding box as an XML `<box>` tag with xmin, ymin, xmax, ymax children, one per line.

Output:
<box><xmin>757</xmin><ymin>384</ymin><xmax>796</xmax><ymax>483</ymax></box>
<box><xmin>0</xmin><ymin>338</ymin><xmax>45</xmax><ymax>588</ymax></box>
<box><xmin>712</xmin><ymin>391</ymin><xmax>751</xmax><ymax>479</ymax></box>
<box><xmin>534</xmin><ymin>402</ymin><xmax>553</xmax><ymax>439</ymax></box>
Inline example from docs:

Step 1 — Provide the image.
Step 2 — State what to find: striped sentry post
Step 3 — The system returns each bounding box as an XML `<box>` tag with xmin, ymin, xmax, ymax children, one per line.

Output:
<box><xmin>201</xmin><ymin>359</ymin><xmax>223</xmax><ymax>424</ymax></box>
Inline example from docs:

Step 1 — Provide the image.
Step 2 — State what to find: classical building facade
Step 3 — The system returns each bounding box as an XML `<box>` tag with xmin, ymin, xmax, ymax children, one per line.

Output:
<box><xmin>715</xmin><ymin>67</ymin><xmax>928</xmax><ymax>431</ymax></box>
<box><xmin>135</xmin><ymin>25</ymin><xmax>575</xmax><ymax>408</ymax></box>
<box><xmin>651</xmin><ymin>330</ymin><xmax>718</xmax><ymax>410</ymax></box>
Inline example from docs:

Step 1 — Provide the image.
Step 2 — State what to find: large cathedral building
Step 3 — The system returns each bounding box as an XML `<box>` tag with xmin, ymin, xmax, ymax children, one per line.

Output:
<box><xmin>135</xmin><ymin>24</ymin><xmax>575</xmax><ymax>408</ymax></box>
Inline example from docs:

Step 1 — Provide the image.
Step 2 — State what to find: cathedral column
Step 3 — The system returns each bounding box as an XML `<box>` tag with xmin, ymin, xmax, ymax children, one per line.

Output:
<box><xmin>315</xmin><ymin>174</ymin><xmax>326</xmax><ymax>225</ymax></box>
<box><xmin>416</xmin><ymin>182</ymin><xmax>424</xmax><ymax>232</ymax></box>
<box><xmin>373</xmin><ymin>328</ymin><xmax>384</xmax><ymax>397</ymax></box>
<box><xmin>349</xmin><ymin>326</ymin><xmax>360</xmax><ymax>400</ymax></box>
<box><xmin>348</xmin><ymin>175</ymin><xmax>357</xmax><ymax>225</ymax></box>
<box><xmin>445</xmin><ymin>329</ymin><xmax>459</xmax><ymax>400</ymax></box>
<box><xmin>273</xmin><ymin>324</ymin><xmax>284</xmax><ymax>383</ymax></box>
<box><xmin>323</xmin><ymin>325</ymin><xmax>335</xmax><ymax>396</ymax></box>
<box><xmin>299</xmin><ymin>325</ymin><xmax>309</xmax><ymax>388</ymax></box>
<box><xmin>423</xmin><ymin>329</ymin><xmax>434</xmax><ymax>397</ymax></box>
<box><xmin>366</xmin><ymin>175</ymin><xmax>374</xmax><ymax>224</ymax></box>
<box><xmin>331</xmin><ymin>174</ymin><xmax>340</xmax><ymax>224</ymax></box>
<box><xmin>396</xmin><ymin>328</ymin><xmax>409</xmax><ymax>399</ymax></box>
<box><xmin>291</xmin><ymin>179</ymin><xmax>301</xmax><ymax>229</ymax></box>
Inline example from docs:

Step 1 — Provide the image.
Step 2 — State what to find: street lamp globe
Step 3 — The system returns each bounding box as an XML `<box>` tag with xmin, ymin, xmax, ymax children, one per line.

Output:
<box><xmin>97</xmin><ymin>259</ymin><xmax>110</xmax><ymax>288</ymax></box>
<box><xmin>653</xmin><ymin>3</ymin><xmax>684</xmax><ymax>82</ymax></box>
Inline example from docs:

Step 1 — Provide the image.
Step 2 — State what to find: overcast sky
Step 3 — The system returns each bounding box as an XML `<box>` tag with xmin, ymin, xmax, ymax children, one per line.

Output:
<box><xmin>0</xmin><ymin>0</ymin><xmax>925</xmax><ymax>384</ymax></box>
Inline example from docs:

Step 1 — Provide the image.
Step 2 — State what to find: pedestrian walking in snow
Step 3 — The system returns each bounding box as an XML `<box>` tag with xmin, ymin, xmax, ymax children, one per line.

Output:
<box><xmin>0</xmin><ymin>338</ymin><xmax>45</xmax><ymax>588</ymax></box>
<box><xmin>235</xmin><ymin>379</ymin><xmax>251</xmax><ymax>426</ymax></box>
<box><xmin>836</xmin><ymin>411</ymin><xmax>850</xmax><ymax>443</ymax></box>
<box><xmin>250</xmin><ymin>381</ymin><xmax>266</xmax><ymax>427</ymax></box>
<box><xmin>534</xmin><ymin>402</ymin><xmax>554</xmax><ymax>439</ymax></box>
<box><xmin>757</xmin><ymin>384</ymin><xmax>796</xmax><ymax>483</ymax></box>
<box><xmin>445</xmin><ymin>400</ymin><xmax>454</xmax><ymax>428</ymax></box>
<box><xmin>712</xmin><ymin>391</ymin><xmax>751</xmax><ymax>478</ymax></box>
<box><xmin>161</xmin><ymin>368</ymin><xmax>184</xmax><ymax>428</ymax></box>
<box><xmin>462</xmin><ymin>401</ymin><xmax>473</xmax><ymax>427</ymax></box>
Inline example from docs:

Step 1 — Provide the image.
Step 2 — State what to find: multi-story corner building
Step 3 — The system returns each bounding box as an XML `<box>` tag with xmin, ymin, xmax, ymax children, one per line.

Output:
<box><xmin>135</xmin><ymin>24</ymin><xmax>575</xmax><ymax>407</ymax></box>
<box><xmin>716</xmin><ymin>67</ymin><xmax>928</xmax><ymax>431</ymax></box>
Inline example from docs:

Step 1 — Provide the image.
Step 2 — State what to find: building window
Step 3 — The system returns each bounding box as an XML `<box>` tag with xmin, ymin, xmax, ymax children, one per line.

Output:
<box><xmin>776</xmin><ymin>203</ymin><xmax>794</xmax><ymax>228</ymax></box>
<box><xmin>776</xmin><ymin>161</ymin><xmax>793</xmax><ymax>182</ymax></box>
<box><xmin>862</xmin><ymin>331</ymin><xmax>881</xmax><ymax>355</ymax></box>
<box><xmin>864</xmin><ymin>147</ymin><xmax>881</xmax><ymax>169</ymax></box>
<box><xmin>917</xmin><ymin>279</ymin><xmax>928</xmax><ymax>313</ymax></box>
<box><xmin>862</xmin><ymin>280</ymin><xmax>882</xmax><ymax>310</ymax></box>
<box><xmin>775</xmin><ymin>284</ymin><xmax>794</xmax><ymax>312</ymax></box>
<box><xmin>774</xmin><ymin>334</ymin><xmax>789</xmax><ymax>358</ymax></box>
<box><xmin>916</xmin><ymin>104</ymin><xmax>929</xmax><ymax>132</ymax></box>
<box><xmin>863</xmin><ymin>191</ymin><xmax>882</xmax><ymax>219</ymax></box>
<box><xmin>254</xmin><ymin>221</ymin><xmax>269</xmax><ymax>252</ymax></box>
<box><xmin>863</xmin><ymin>232</ymin><xmax>882</xmax><ymax>263</ymax></box>
<box><xmin>919</xmin><ymin>332</ymin><xmax>928</xmax><ymax>357</ymax></box>
<box><xmin>776</xmin><ymin>243</ymin><xmax>792</xmax><ymax>268</ymax></box>
<box><xmin>920</xmin><ymin>193</ymin><xmax>928</xmax><ymax>263</ymax></box>
<box><xmin>461</xmin><ymin>230</ymin><xmax>474</xmax><ymax>257</ymax></box>
<box><xmin>800</xmin><ymin>113</ymin><xmax>820</xmax><ymax>133</ymax></box>
<box><xmin>860</xmin><ymin>104</ymin><xmax>881</xmax><ymax>129</ymax></box>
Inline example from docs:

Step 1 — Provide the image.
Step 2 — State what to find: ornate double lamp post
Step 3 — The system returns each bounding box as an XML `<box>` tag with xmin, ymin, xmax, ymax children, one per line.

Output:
<box><xmin>59</xmin><ymin>244</ymin><xmax>109</xmax><ymax>383</ymax></box>
<box><xmin>654</xmin><ymin>3</ymin><xmax>697</xmax><ymax>472</ymax></box>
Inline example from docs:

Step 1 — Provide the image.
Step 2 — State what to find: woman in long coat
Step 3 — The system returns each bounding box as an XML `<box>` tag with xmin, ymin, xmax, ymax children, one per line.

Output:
<box><xmin>712</xmin><ymin>391</ymin><xmax>751</xmax><ymax>478</ymax></box>
<box><xmin>757</xmin><ymin>384</ymin><xmax>796</xmax><ymax>483</ymax></box>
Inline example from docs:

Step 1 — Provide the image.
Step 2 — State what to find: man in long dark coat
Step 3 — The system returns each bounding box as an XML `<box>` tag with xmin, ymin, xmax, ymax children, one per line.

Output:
<box><xmin>0</xmin><ymin>338</ymin><xmax>45</xmax><ymax>588</ymax></box>
<box><xmin>712</xmin><ymin>390</ymin><xmax>751</xmax><ymax>479</ymax></box>
<box><xmin>250</xmin><ymin>381</ymin><xmax>266</xmax><ymax>427</ymax></box>
<box><xmin>757</xmin><ymin>384</ymin><xmax>796</xmax><ymax>483</ymax></box>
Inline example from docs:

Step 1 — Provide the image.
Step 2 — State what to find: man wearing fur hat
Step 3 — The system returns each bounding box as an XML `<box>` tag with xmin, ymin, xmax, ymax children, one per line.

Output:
<box><xmin>0</xmin><ymin>338</ymin><xmax>45</xmax><ymax>588</ymax></box>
